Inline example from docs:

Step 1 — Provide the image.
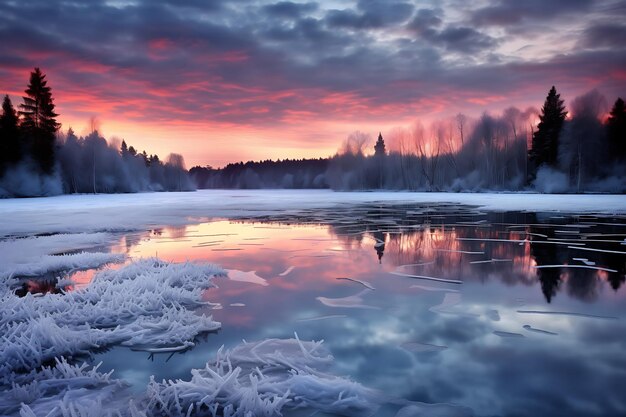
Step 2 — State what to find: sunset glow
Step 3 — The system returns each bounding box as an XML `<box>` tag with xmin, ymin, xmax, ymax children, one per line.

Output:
<box><xmin>1</xmin><ymin>0</ymin><xmax>624</xmax><ymax>167</ymax></box>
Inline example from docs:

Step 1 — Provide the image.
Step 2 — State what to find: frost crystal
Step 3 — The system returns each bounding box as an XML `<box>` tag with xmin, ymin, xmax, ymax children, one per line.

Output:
<box><xmin>0</xmin><ymin>259</ymin><xmax>224</xmax><ymax>382</ymax></box>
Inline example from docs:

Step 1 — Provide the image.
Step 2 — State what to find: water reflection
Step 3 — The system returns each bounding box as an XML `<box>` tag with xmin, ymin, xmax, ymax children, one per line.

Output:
<box><xmin>16</xmin><ymin>202</ymin><xmax>624</xmax><ymax>416</ymax></box>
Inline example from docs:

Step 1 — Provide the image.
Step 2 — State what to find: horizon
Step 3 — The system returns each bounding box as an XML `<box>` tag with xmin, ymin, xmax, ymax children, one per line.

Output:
<box><xmin>1</xmin><ymin>0</ymin><xmax>625</xmax><ymax>167</ymax></box>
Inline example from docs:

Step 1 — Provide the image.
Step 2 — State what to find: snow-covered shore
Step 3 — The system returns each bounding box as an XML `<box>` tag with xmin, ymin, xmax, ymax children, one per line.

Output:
<box><xmin>0</xmin><ymin>190</ymin><xmax>624</xmax><ymax>237</ymax></box>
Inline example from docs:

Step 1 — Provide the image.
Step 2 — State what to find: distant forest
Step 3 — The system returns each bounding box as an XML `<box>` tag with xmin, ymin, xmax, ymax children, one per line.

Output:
<box><xmin>2</xmin><ymin>68</ymin><xmax>625</xmax><ymax>197</ymax></box>
<box><xmin>0</xmin><ymin>68</ymin><xmax>193</xmax><ymax>197</ymax></box>
<box><xmin>192</xmin><ymin>88</ymin><xmax>626</xmax><ymax>193</ymax></box>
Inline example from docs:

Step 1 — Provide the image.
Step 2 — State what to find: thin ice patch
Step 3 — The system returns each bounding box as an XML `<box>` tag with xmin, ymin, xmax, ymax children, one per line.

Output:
<box><xmin>401</xmin><ymin>342</ymin><xmax>448</xmax><ymax>353</ymax></box>
<box><xmin>277</xmin><ymin>266</ymin><xmax>295</xmax><ymax>276</ymax></box>
<box><xmin>336</xmin><ymin>277</ymin><xmax>376</xmax><ymax>290</ymax></box>
<box><xmin>517</xmin><ymin>310</ymin><xmax>618</xmax><ymax>320</ymax></box>
<box><xmin>317</xmin><ymin>289</ymin><xmax>380</xmax><ymax>309</ymax></box>
<box><xmin>227</xmin><ymin>269</ymin><xmax>268</xmax><ymax>286</ymax></box>
<box><xmin>493</xmin><ymin>331</ymin><xmax>525</xmax><ymax>338</ymax></box>
<box><xmin>523</xmin><ymin>325</ymin><xmax>558</xmax><ymax>335</ymax></box>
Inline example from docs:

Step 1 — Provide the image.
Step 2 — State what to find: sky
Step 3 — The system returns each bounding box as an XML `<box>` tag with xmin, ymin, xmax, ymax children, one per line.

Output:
<box><xmin>1</xmin><ymin>0</ymin><xmax>625</xmax><ymax>167</ymax></box>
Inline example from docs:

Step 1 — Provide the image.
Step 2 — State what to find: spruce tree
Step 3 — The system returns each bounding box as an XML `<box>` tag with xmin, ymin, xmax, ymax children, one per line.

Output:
<box><xmin>19</xmin><ymin>68</ymin><xmax>60</xmax><ymax>174</ymax></box>
<box><xmin>374</xmin><ymin>132</ymin><xmax>386</xmax><ymax>156</ymax></box>
<box><xmin>0</xmin><ymin>95</ymin><xmax>21</xmax><ymax>174</ymax></box>
<box><xmin>120</xmin><ymin>140</ymin><xmax>129</xmax><ymax>157</ymax></box>
<box><xmin>607</xmin><ymin>97</ymin><xmax>626</xmax><ymax>162</ymax></box>
<box><xmin>529</xmin><ymin>86</ymin><xmax>567</xmax><ymax>176</ymax></box>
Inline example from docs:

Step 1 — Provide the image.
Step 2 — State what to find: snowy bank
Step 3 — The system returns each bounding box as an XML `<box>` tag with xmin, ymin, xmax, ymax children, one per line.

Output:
<box><xmin>0</xmin><ymin>233</ymin><xmax>122</xmax><ymax>280</ymax></box>
<box><xmin>0</xmin><ymin>190</ymin><xmax>624</xmax><ymax>237</ymax></box>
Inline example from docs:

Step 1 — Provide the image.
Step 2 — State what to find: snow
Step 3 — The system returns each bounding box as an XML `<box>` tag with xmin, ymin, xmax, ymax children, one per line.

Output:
<box><xmin>143</xmin><ymin>336</ymin><xmax>380</xmax><ymax>417</ymax></box>
<box><xmin>0</xmin><ymin>358</ymin><xmax>130</xmax><ymax>417</ymax></box>
<box><xmin>1</xmin><ymin>189</ymin><xmax>624</xmax><ymax>237</ymax></box>
<box><xmin>0</xmin><ymin>337</ymin><xmax>388</xmax><ymax>417</ymax></box>
<box><xmin>0</xmin><ymin>233</ymin><xmax>121</xmax><ymax>280</ymax></box>
<box><xmin>0</xmin><ymin>259</ymin><xmax>224</xmax><ymax>382</ymax></box>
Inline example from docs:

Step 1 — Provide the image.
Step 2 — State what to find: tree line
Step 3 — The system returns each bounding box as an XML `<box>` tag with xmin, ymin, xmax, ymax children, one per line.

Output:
<box><xmin>0</xmin><ymin>68</ymin><xmax>194</xmax><ymax>197</ymax></box>
<box><xmin>190</xmin><ymin>158</ymin><xmax>328</xmax><ymax>189</ymax></box>
<box><xmin>2</xmin><ymin>69</ymin><xmax>624</xmax><ymax>195</ymax></box>
<box><xmin>193</xmin><ymin>87</ymin><xmax>625</xmax><ymax>193</ymax></box>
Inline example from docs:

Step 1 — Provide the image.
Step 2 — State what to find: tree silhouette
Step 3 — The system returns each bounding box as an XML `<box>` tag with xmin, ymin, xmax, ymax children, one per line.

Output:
<box><xmin>120</xmin><ymin>139</ymin><xmax>129</xmax><ymax>157</ymax></box>
<box><xmin>529</xmin><ymin>225</ymin><xmax>562</xmax><ymax>303</ymax></box>
<box><xmin>19</xmin><ymin>68</ymin><xmax>60</xmax><ymax>174</ymax></box>
<box><xmin>529</xmin><ymin>86</ymin><xmax>567</xmax><ymax>179</ymax></box>
<box><xmin>0</xmin><ymin>95</ymin><xmax>21</xmax><ymax>174</ymax></box>
<box><xmin>607</xmin><ymin>97</ymin><xmax>626</xmax><ymax>162</ymax></box>
<box><xmin>374</xmin><ymin>132</ymin><xmax>386</xmax><ymax>188</ymax></box>
<box><xmin>374</xmin><ymin>132</ymin><xmax>386</xmax><ymax>156</ymax></box>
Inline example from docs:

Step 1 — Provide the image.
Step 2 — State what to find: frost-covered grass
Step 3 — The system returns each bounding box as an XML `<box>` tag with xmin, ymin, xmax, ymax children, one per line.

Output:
<box><xmin>0</xmin><ymin>259</ymin><xmax>224</xmax><ymax>383</ymax></box>
<box><xmin>144</xmin><ymin>336</ymin><xmax>380</xmax><ymax>417</ymax></box>
<box><xmin>0</xmin><ymin>335</ymin><xmax>470</xmax><ymax>417</ymax></box>
<box><xmin>1</xmin><ymin>358</ymin><xmax>130</xmax><ymax>417</ymax></box>
<box><xmin>1</xmin><ymin>337</ymin><xmax>388</xmax><ymax>417</ymax></box>
<box><xmin>0</xmin><ymin>190</ymin><xmax>624</xmax><ymax>237</ymax></box>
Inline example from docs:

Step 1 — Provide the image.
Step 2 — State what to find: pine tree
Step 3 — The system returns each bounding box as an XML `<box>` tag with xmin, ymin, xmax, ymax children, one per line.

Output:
<box><xmin>373</xmin><ymin>132</ymin><xmax>386</xmax><ymax>188</ymax></box>
<box><xmin>374</xmin><ymin>132</ymin><xmax>386</xmax><ymax>157</ymax></box>
<box><xmin>0</xmin><ymin>95</ymin><xmax>21</xmax><ymax>174</ymax></box>
<box><xmin>120</xmin><ymin>139</ymin><xmax>129</xmax><ymax>157</ymax></box>
<box><xmin>529</xmin><ymin>86</ymin><xmax>567</xmax><ymax>176</ymax></box>
<box><xmin>19</xmin><ymin>68</ymin><xmax>60</xmax><ymax>174</ymax></box>
<box><xmin>607</xmin><ymin>97</ymin><xmax>626</xmax><ymax>162</ymax></box>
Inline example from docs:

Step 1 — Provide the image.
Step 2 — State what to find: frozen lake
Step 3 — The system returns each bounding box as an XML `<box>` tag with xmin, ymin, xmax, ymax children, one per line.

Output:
<box><xmin>1</xmin><ymin>190</ymin><xmax>625</xmax><ymax>417</ymax></box>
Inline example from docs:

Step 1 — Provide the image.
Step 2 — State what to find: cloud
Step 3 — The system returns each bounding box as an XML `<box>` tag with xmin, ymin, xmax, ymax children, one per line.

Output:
<box><xmin>407</xmin><ymin>8</ymin><xmax>443</xmax><ymax>35</ymax></box>
<box><xmin>325</xmin><ymin>0</ymin><xmax>414</xmax><ymax>29</ymax></box>
<box><xmin>0</xmin><ymin>0</ymin><xmax>624</xmax><ymax>166</ymax></box>
<box><xmin>472</xmin><ymin>0</ymin><xmax>594</xmax><ymax>26</ymax></box>
<box><xmin>420</xmin><ymin>26</ymin><xmax>499</xmax><ymax>53</ymax></box>
<box><xmin>581</xmin><ymin>23</ymin><xmax>626</xmax><ymax>49</ymax></box>
<box><xmin>262</xmin><ymin>1</ymin><xmax>318</xmax><ymax>19</ymax></box>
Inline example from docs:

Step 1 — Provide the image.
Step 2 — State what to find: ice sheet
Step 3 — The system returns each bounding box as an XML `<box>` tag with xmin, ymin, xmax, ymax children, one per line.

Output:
<box><xmin>0</xmin><ymin>233</ymin><xmax>121</xmax><ymax>279</ymax></box>
<box><xmin>1</xmin><ymin>190</ymin><xmax>625</xmax><ymax>238</ymax></box>
<box><xmin>317</xmin><ymin>289</ymin><xmax>380</xmax><ymax>309</ymax></box>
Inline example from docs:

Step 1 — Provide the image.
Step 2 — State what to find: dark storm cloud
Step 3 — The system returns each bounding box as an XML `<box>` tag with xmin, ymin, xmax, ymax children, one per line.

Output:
<box><xmin>582</xmin><ymin>23</ymin><xmax>626</xmax><ymax>49</ymax></box>
<box><xmin>472</xmin><ymin>0</ymin><xmax>594</xmax><ymax>26</ymax></box>
<box><xmin>262</xmin><ymin>1</ymin><xmax>318</xmax><ymax>19</ymax></box>
<box><xmin>420</xmin><ymin>26</ymin><xmax>499</xmax><ymax>53</ymax></box>
<box><xmin>325</xmin><ymin>0</ymin><xmax>414</xmax><ymax>29</ymax></box>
